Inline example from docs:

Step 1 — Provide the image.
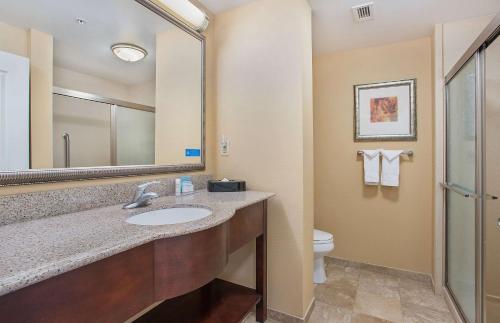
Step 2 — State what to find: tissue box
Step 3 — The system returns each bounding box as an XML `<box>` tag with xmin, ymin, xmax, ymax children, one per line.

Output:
<box><xmin>208</xmin><ymin>180</ymin><xmax>246</xmax><ymax>192</ymax></box>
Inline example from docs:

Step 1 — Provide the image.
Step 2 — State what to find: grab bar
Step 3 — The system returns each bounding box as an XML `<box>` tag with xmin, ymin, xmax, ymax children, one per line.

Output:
<box><xmin>63</xmin><ymin>132</ymin><xmax>70</xmax><ymax>168</ymax></box>
<box><xmin>440</xmin><ymin>182</ymin><xmax>478</xmax><ymax>199</ymax></box>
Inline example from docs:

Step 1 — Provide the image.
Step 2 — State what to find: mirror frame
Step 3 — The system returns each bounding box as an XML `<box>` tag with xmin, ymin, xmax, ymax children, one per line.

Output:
<box><xmin>0</xmin><ymin>0</ymin><xmax>206</xmax><ymax>186</ymax></box>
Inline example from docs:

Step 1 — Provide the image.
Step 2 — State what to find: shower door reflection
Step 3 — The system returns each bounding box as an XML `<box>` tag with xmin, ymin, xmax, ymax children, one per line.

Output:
<box><xmin>53</xmin><ymin>94</ymin><xmax>111</xmax><ymax>168</ymax></box>
<box><xmin>113</xmin><ymin>105</ymin><xmax>155</xmax><ymax>166</ymax></box>
<box><xmin>53</xmin><ymin>92</ymin><xmax>155</xmax><ymax>168</ymax></box>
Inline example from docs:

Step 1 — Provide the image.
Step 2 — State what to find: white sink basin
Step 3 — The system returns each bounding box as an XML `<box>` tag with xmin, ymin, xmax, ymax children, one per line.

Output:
<box><xmin>126</xmin><ymin>207</ymin><xmax>212</xmax><ymax>226</ymax></box>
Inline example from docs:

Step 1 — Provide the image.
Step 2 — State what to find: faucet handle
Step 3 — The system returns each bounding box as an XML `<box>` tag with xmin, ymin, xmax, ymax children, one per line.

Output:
<box><xmin>137</xmin><ymin>181</ymin><xmax>160</xmax><ymax>190</ymax></box>
<box><xmin>134</xmin><ymin>181</ymin><xmax>160</xmax><ymax>200</ymax></box>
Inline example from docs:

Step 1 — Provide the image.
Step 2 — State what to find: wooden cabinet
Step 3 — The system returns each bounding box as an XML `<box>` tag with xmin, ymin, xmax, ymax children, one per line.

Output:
<box><xmin>0</xmin><ymin>200</ymin><xmax>268</xmax><ymax>323</ymax></box>
<box><xmin>0</xmin><ymin>244</ymin><xmax>154</xmax><ymax>323</ymax></box>
<box><xmin>154</xmin><ymin>224</ymin><xmax>228</xmax><ymax>301</ymax></box>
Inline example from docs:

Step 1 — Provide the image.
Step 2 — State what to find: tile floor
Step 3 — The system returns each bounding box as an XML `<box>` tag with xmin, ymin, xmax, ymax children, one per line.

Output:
<box><xmin>243</xmin><ymin>258</ymin><xmax>456</xmax><ymax>323</ymax></box>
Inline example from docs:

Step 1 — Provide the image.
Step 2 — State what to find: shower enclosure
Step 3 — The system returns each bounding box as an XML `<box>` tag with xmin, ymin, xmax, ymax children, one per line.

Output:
<box><xmin>53</xmin><ymin>88</ymin><xmax>155</xmax><ymax>168</ymax></box>
<box><xmin>443</xmin><ymin>15</ymin><xmax>500</xmax><ymax>323</ymax></box>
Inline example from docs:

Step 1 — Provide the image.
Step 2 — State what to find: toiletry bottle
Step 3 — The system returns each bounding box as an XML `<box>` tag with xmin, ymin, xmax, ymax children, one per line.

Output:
<box><xmin>175</xmin><ymin>178</ymin><xmax>181</xmax><ymax>196</ymax></box>
<box><xmin>181</xmin><ymin>176</ymin><xmax>194</xmax><ymax>194</ymax></box>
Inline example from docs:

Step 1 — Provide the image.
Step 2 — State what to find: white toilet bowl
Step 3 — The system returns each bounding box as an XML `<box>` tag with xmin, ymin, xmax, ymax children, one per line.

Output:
<box><xmin>313</xmin><ymin>229</ymin><xmax>334</xmax><ymax>284</ymax></box>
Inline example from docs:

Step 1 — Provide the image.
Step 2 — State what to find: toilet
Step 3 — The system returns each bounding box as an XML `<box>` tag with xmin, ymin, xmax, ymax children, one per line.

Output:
<box><xmin>313</xmin><ymin>229</ymin><xmax>334</xmax><ymax>284</ymax></box>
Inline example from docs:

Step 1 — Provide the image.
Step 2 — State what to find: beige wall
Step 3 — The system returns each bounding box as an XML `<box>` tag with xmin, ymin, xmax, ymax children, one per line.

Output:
<box><xmin>314</xmin><ymin>38</ymin><xmax>433</xmax><ymax>274</ymax></box>
<box><xmin>155</xmin><ymin>28</ymin><xmax>203</xmax><ymax>165</ymax></box>
<box><xmin>54</xmin><ymin>66</ymin><xmax>155</xmax><ymax>107</ymax></box>
<box><xmin>442</xmin><ymin>15</ymin><xmax>494</xmax><ymax>76</ymax></box>
<box><xmin>0</xmin><ymin>21</ymin><xmax>28</xmax><ymax>57</ymax></box>
<box><xmin>214</xmin><ymin>0</ymin><xmax>314</xmax><ymax>318</ymax></box>
<box><xmin>128</xmin><ymin>80</ymin><xmax>155</xmax><ymax>107</ymax></box>
<box><xmin>28</xmin><ymin>29</ymin><xmax>53</xmax><ymax>169</ymax></box>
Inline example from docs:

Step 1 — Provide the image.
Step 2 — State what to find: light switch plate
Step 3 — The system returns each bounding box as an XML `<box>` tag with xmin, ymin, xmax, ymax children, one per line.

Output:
<box><xmin>220</xmin><ymin>135</ymin><xmax>230</xmax><ymax>156</ymax></box>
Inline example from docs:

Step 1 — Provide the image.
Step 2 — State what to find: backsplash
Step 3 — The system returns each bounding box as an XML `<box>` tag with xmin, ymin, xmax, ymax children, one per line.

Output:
<box><xmin>0</xmin><ymin>174</ymin><xmax>212</xmax><ymax>226</ymax></box>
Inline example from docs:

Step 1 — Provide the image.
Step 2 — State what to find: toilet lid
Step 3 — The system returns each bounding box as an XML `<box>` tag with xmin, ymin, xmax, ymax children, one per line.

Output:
<box><xmin>314</xmin><ymin>229</ymin><xmax>333</xmax><ymax>243</ymax></box>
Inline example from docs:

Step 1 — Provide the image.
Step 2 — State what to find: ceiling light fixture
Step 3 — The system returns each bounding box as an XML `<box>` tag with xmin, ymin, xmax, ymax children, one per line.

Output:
<box><xmin>156</xmin><ymin>0</ymin><xmax>209</xmax><ymax>32</ymax></box>
<box><xmin>111</xmin><ymin>43</ymin><xmax>148</xmax><ymax>62</ymax></box>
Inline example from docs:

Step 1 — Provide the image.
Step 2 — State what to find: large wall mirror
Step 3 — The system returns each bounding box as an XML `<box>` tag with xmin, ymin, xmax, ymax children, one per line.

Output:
<box><xmin>0</xmin><ymin>0</ymin><xmax>205</xmax><ymax>185</ymax></box>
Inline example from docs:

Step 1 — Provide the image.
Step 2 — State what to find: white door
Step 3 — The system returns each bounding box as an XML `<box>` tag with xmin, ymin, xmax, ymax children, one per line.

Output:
<box><xmin>0</xmin><ymin>50</ymin><xmax>29</xmax><ymax>170</ymax></box>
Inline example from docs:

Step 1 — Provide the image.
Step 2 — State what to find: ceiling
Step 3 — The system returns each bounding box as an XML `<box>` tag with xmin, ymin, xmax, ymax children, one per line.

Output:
<box><xmin>2</xmin><ymin>0</ymin><xmax>497</xmax><ymax>81</ymax></box>
<box><xmin>199</xmin><ymin>0</ymin><xmax>500</xmax><ymax>54</ymax></box>
<box><xmin>198</xmin><ymin>0</ymin><xmax>255</xmax><ymax>13</ymax></box>
<box><xmin>0</xmin><ymin>0</ymin><xmax>176</xmax><ymax>85</ymax></box>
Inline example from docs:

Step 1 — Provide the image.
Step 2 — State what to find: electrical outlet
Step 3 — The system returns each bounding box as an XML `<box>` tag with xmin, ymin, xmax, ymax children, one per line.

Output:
<box><xmin>220</xmin><ymin>135</ymin><xmax>230</xmax><ymax>156</ymax></box>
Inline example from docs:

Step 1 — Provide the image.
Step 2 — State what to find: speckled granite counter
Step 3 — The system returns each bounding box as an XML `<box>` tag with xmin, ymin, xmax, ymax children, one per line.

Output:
<box><xmin>0</xmin><ymin>190</ymin><xmax>274</xmax><ymax>297</ymax></box>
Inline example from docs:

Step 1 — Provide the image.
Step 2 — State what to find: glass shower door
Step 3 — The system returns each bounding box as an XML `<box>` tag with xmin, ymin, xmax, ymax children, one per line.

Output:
<box><xmin>113</xmin><ymin>105</ymin><xmax>155</xmax><ymax>166</ymax></box>
<box><xmin>445</xmin><ymin>56</ymin><xmax>478</xmax><ymax>323</ymax></box>
<box><xmin>53</xmin><ymin>94</ymin><xmax>112</xmax><ymax>168</ymax></box>
<box><xmin>485</xmin><ymin>34</ymin><xmax>500</xmax><ymax>323</ymax></box>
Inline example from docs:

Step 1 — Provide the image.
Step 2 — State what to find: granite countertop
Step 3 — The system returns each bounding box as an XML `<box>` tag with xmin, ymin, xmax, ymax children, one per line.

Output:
<box><xmin>0</xmin><ymin>190</ymin><xmax>274</xmax><ymax>297</ymax></box>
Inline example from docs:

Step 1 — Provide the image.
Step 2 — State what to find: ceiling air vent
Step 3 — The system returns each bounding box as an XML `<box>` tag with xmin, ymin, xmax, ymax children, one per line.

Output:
<box><xmin>352</xmin><ymin>2</ymin><xmax>374</xmax><ymax>23</ymax></box>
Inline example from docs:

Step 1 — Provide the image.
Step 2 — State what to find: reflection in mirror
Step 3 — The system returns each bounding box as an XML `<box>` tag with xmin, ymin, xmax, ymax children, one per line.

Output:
<box><xmin>0</xmin><ymin>0</ymin><xmax>204</xmax><ymax>172</ymax></box>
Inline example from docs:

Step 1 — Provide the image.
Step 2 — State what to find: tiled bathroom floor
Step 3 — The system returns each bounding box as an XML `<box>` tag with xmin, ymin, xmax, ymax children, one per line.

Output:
<box><xmin>243</xmin><ymin>258</ymin><xmax>456</xmax><ymax>323</ymax></box>
<box><xmin>309</xmin><ymin>259</ymin><xmax>456</xmax><ymax>323</ymax></box>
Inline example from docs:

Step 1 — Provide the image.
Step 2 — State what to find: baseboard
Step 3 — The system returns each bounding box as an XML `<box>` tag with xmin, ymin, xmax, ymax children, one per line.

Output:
<box><xmin>430</xmin><ymin>274</ymin><xmax>437</xmax><ymax>294</ymax></box>
<box><xmin>325</xmin><ymin>256</ymin><xmax>432</xmax><ymax>285</ymax></box>
<box><xmin>303</xmin><ymin>297</ymin><xmax>315</xmax><ymax>322</ymax></box>
<box><xmin>267</xmin><ymin>298</ymin><xmax>316</xmax><ymax>323</ymax></box>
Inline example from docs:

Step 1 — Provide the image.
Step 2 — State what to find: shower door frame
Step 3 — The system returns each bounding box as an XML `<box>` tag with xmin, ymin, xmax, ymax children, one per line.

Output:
<box><xmin>53</xmin><ymin>87</ymin><xmax>156</xmax><ymax>167</ymax></box>
<box><xmin>443</xmin><ymin>14</ymin><xmax>500</xmax><ymax>323</ymax></box>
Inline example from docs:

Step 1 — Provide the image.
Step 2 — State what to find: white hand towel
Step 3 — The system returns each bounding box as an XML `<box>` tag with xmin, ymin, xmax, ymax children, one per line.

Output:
<box><xmin>381</xmin><ymin>150</ymin><xmax>404</xmax><ymax>187</ymax></box>
<box><xmin>362</xmin><ymin>150</ymin><xmax>380</xmax><ymax>185</ymax></box>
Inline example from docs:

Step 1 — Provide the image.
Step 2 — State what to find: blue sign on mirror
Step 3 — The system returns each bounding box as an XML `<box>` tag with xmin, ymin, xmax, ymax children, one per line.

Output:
<box><xmin>185</xmin><ymin>148</ymin><xmax>201</xmax><ymax>157</ymax></box>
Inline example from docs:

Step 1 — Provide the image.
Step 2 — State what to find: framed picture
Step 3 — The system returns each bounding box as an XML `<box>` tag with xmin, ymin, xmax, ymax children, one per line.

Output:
<box><xmin>354</xmin><ymin>79</ymin><xmax>416</xmax><ymax>141</ymax></box>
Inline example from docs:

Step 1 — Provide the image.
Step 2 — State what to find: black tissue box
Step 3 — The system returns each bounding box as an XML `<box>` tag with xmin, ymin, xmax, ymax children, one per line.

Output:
<box><xmin>208</xmin><ymin>180</ymin><xmax>246</xmax><ymax>192</ymax></box>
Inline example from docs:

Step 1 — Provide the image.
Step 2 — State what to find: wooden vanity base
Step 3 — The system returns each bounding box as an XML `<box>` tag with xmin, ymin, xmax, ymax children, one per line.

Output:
<box><xmin>0</xmin><ymin>201</ymin><xmax>268</xmax><ymax>323</ymax></box>
<box><xmin>134</xmin><ymin>279</ymin><xmax>260</xmax><ymax>323</ymax></box>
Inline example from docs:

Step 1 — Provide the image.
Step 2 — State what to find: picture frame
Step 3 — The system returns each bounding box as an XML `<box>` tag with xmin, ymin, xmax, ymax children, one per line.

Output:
<box><xmin>354</xmin><ymin>79</ymin><xmax>416</xmax><ymax>141</ymax></box>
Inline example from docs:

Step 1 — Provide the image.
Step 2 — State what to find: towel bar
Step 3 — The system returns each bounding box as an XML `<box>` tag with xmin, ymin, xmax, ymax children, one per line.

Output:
<box><xmin>356</xmin><ymin>150</ymin><xmax>414</xmax><ymax>157</ymax></box>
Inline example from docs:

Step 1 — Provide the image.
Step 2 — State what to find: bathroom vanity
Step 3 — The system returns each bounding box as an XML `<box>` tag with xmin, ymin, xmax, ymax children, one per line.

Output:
<box><xmin>0</xmin><ymin>190</ymin><xmax>274</xmax><ymax>323</ymax></box>
<box><xmin>0</xmin><ymin>0</ymin><xmax>275</xmax><ymax>320</ymax></box>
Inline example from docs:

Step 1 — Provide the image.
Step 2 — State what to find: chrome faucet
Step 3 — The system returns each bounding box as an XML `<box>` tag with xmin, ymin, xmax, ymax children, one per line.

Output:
<box><xmin>123</xmin><ymin>181</ymin><xmax>160</xmax><ymax>209</ymax></box>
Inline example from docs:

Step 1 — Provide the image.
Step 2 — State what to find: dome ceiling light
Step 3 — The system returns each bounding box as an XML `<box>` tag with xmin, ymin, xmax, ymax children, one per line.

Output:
<box><xmin>111</xmin><ymin>43</ymin><xmax>148</xmax><ymax>62</ymax></box>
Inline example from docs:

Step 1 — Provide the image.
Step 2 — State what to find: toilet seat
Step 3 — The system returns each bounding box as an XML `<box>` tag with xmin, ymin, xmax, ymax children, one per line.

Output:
<box><xmin>314</xmin><ymin>229</ymin><xmax>333</xmax><ymax>245</ymax></box>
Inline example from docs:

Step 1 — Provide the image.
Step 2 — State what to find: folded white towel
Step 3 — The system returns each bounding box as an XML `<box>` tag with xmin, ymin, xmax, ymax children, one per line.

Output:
<box><xmin>381</xmin><ymin>150</ymin><xmax>404</xmax><ymax>187</ymax></box>
<box><xmin>362</xmin><ymin>150</ymin><xmax>380</xmax><ymax>185</ymax></box>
